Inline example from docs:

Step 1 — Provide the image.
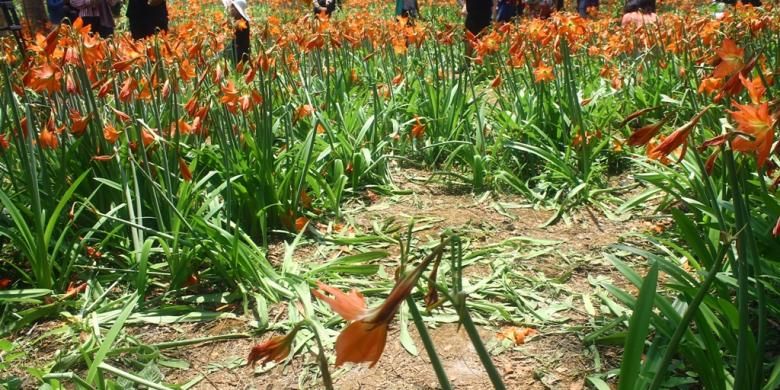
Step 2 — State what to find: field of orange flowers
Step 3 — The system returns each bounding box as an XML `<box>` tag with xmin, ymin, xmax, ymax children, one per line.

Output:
<box><xmin>1</xmin><ymin>0</ymin><xmax>779</xmax><ymax>388</ymax></box>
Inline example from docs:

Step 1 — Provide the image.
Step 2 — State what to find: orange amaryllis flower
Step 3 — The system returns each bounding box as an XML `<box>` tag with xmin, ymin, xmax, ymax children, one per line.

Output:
<box><xmin>713</xmin><ymin>39</ymin><xmax>744</xmax><ymax>78</ymax></box>
<box><xmin>28</xmin><ymin>62</ymin><xmax>62</xmax><ymax>94</ymax></box>
<box><xmin>312</xmin><ymin>253</ymin><xmax>437</xmax><ymax>367</ymax></box>
<box><xmin>103</xmin><ymin>124</ymin><xmax>120</xmax><ymax>144</ymax></box>
<box><xmin>69</xmin><ymin>111</ymin><xmax>90</xmax><ymax>136</ymax></box>
<box><xmin>38</xmin><ymin>121</ymin><xmax>60</xmax><ymax>150</ymax></box>
<box><xmin>119</xmin><ymin>77</ymin><xmax>138</xmax><ymax>103</ymax></box>
<box><xmin>650</xmin><ymin>106</ymin><xmax>711</xmax><ymax>162</ymax></box>
<box><xmin>247</xmin><ymin>328</ymin><xmax>299</xmax><ymax>366</ymax></box>
<box><xmin>141</xmin><ymin>129</ymin><xmax>156</xmax><ymax>147</ymax></box>
<box><xmin>740</xmin><ymin>74</ymin><xmax>766</xmax><ymax>104</ymax></box>
<box><xmin>728</xmin><ymin>102</ymin><xmax>775</xmax><ymax>168</ymax></box>
<box><xmin>698</xmin><ymin>77</ymin><xmax>723</xmax><ymax>96</ymax></box>
<box><xmin>411</xmin><ymin>117</ymin><xmax>425</xmax><ymax>140</ymax></box>
<box><xmin>533</xmin><ymin>63</ymin><xmax>554</xmax><ymax>83</ymax></box>
<box><xmin>627</xmin><ymin>118</ymin><xmax>669</xmax><ymax>147</ymax></box>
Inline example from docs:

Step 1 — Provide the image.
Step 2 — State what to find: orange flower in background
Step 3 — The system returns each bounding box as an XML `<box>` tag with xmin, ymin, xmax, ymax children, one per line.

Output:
<box><xmin>534</xmin><ymin>62</ymin><xmax>554</xmax><ymax>83</ymax></box>
<box><xmin>103</xmin><ymin>124</ymin><xmax>120</xmax><ymax>144</ymax></box>
<box><xmin>141</xmin><ymin>129</ymin><xmax>156</xmax><ymax>147</ymax></box>
<box><xmin>295</xmin><ymin>216</ymin><xmax>309</xmax><ymax>232</ymax></box>
<box><xmin>411</xmin><ymin>117</ymin><xmax>425</xmax><ymax>140</ymax></box>
<box><xmin>0</xmin><ymin>278</ymin><xmax>12</xmax><ymax>289</ymax></box>
<box><xmin>248</xmin><ymin>329</ymin><xmax>298</xmax><ymax>366</ymax></box>
<box><xmin>38</xmin><ymin>120</ymin><xmax>60</xmax><ymax>150</ymax></box>
<box><xmin>773</xmin><ymin>216</ymin><xmax>780</xmax><ymax>238</ymax></box>
<box><xmin>713</xmin><ymin>39</ymin><xmax>744</xmax><ymax>78</ymax></box>
<box><xmin>68</xmin><ymin>111</ymin><xmax>90</xmax><ymax>136</ymax></box>
<box><xmin>0</xmin><ymin>133</ymin><xmax>10</xmax><ymax>151</ymax></box>
<box><xmin>491</xmin><ymin>74</ymin><xmax>502</xmax><ymax>89</ymax></box>
<box><xmin>728</xmin><ymin>102</ymin><xmax>775</xmax><ymax>168</ymax></box>
<box><xmin>294</xmin><ymin>104</ymin><xmax>314</xmax><ymax>123</ymax></box>
<box><xmin>312</xmin><ymin>253</ymin><xmax>437</xmax><ymax>367</ymax></box>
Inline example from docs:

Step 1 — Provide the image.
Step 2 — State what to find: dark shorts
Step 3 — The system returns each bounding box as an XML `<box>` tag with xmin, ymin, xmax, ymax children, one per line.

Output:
<box><xmin>465</xmin><ymin>13</ymin><xmax>491</xmax><ymax>35</ymax></box>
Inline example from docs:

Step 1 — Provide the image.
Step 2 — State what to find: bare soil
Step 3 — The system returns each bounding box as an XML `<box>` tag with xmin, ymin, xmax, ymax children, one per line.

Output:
<box><xmin>8</xmin><ymin>168</ymin><xmax>653</xmax><ymax>389</ymax></box>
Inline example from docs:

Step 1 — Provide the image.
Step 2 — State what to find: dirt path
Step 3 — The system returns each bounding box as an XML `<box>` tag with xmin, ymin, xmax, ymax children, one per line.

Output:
<box><xmin>143</xmin><ymin>170</ymin><xmax>647</xmax><ymax>389</ymax></box>
<box><xmin>10</xmin><ymin>168</ymin><xmax>651</xmax><ymax>389</ymax></box>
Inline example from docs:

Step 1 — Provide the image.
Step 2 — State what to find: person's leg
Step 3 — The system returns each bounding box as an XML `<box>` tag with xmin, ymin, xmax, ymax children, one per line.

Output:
<box><xmin>80</xmin><ymin>16</ymin><xmax>100</xmax><ymax>34</ymax></box>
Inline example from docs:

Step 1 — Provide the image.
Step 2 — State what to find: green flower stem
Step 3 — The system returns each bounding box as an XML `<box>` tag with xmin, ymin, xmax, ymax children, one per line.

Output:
<box><xmin>456</xmin><ymin>293</ymin><xmax>506</xmax><ymax>390</ymax></box>
<box><xmin>406</xmin><ymin>296</ymin><xmax>452</xmax><ymax>390</ymax></box>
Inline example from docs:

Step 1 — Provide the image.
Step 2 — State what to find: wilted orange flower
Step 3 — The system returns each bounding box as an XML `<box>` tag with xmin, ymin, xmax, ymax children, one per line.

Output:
<box><xmin>178</xmin><ymin>158</ymin><xmax>192</xmax><ymax>182</ymax></box>
<box><xmin>312</xmin><ymin>252</ymin><xmax>437</xmax><ymax>367</ymax></box>
<box><xmin>728</xmin><ymin>102</ymin><xmax>775</xmax><ymax>168</ymax></box>
<box><xmin>247</xmin><ymin>329</ymin><xmax>298</xmax><ymax>366</ymax></box>
<box><xmin>713</xmin><ymin>39</ymin><xmax>744</xmax><ymax>78</ymax></box>
<box><xmin>534</xmin><ymin>63</ymin><xmax>554</xmax><ymax>83</ymax></box>
<box><xmin>497</xmin><ymin>327</ymin><xmax>537</xmax><ymax>345</ymax></box>
<box><xmin>491</xmin><ymin>74</ymin><xmax>502</xmax><ymax>89</ymax></box>
<box><xmin>104</xmin><ymin>124</ymin><xmax>120</xmax><ymax>144</ymax></box>
<box><xmin>627</xmin><ymin>118</ymin><xmax>669</xmax><ymax>147</ymax></box>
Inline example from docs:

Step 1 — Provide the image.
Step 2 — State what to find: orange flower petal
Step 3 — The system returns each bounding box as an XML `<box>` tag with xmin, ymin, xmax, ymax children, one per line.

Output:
<box><xmin>335</xmin><ymin>320</ymin><xmax>388</xmax><ymax>367</ymax></box>
<box><xmin>312</xmin><ymin>282</ymin><xmax>367</xmax><ymax>322</ymax></box>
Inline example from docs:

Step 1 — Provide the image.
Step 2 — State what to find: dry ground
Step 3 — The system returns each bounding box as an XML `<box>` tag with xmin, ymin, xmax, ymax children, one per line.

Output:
<box><xmin>8</xmin><ymin>168</ymin><xmax>658</xmax><ymax>389</ymax></box>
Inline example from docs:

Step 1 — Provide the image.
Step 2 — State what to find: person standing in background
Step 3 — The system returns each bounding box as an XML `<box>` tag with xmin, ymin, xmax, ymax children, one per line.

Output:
<box><xmin>396</xmin><ymin>0</ymin><xmax>420</xmax><ymax>18</ymax></box>
<box><xmin>460</xmin><ymin>0</ymin><xmax>494</xmax><ymax>37</ymax></box>
<box><xmin>577</xmin><ymin>0</ymin><xmax>599</xmax><ymax>17</ymax></box>
<box><xmin>313</xmin><ymin>0</ymin><xmax>337</xmax><ymax>16</ymax></box>
<box><xmin>126</xmin><ymin>0</ymin><xmax>168</xmax><ymax>40</ymax></box>
<box><xmin>621</xmin><ymin>0</ymin><xmax>658</xmax><ymax>27</ymax></box>
<box><xmin>224</xmin><ymin>0</ymin><xmax>250</xmax><ymax>64</ymax></box>
<box><xmin>496</xmin><ymin>0</ymin><xmax>521</xmax><ymax>23</ymax></box>
<box><xmin>69</xmin><ymin>0</ymin><xmax>120</xmax><ymax>37</ymax></box>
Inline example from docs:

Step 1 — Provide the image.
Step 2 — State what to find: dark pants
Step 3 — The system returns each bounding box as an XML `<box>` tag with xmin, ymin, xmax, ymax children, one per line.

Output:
<box><xmin>80</xmin><ymin>16</ymin><xmax>113</xmax><ymax>38</ymax></box>
<box><xmin>127</xmin><ymin>0</ymin><xmax>168</xmax><ymax>40</ymax></box>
